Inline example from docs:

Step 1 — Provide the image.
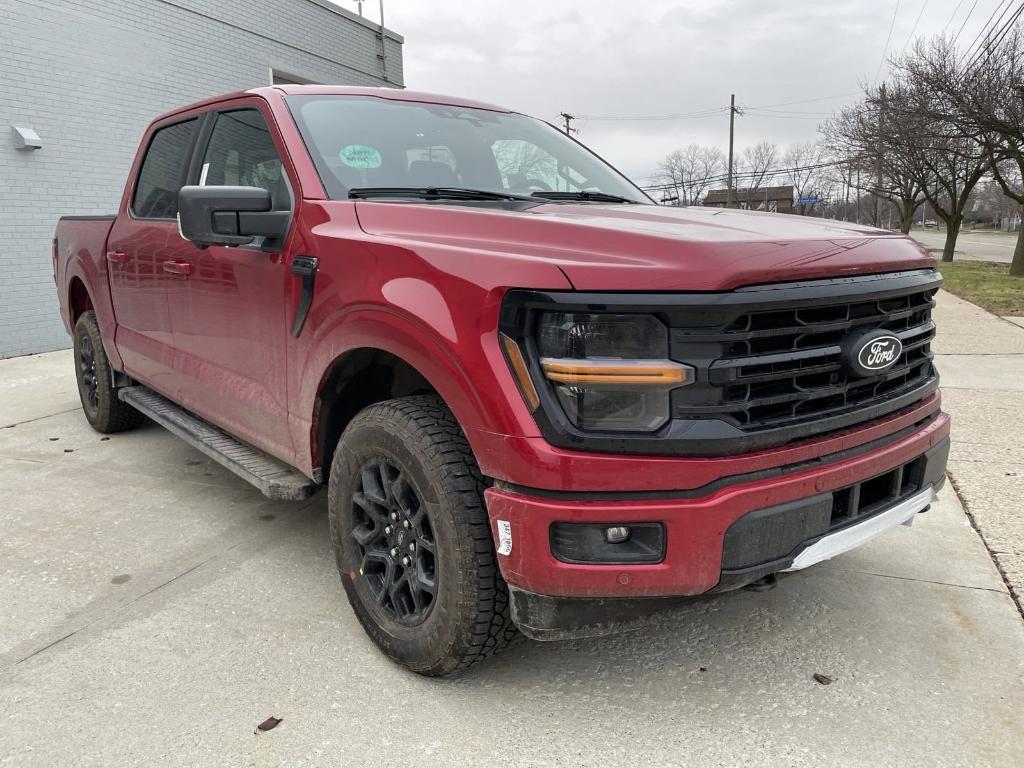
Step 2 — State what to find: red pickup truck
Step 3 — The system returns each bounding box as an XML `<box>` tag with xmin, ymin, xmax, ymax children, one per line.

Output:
<box><xmin>55</xmin><ymin>86</ymin><xmax>950</xmax><ymax>675</ymax></box>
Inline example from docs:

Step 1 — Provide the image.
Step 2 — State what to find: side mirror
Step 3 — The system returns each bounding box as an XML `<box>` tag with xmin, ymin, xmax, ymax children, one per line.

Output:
<box><xmin>177</xmin><ymin>185</ymin><xmax>290</xmax><ymax>249</ymax></box>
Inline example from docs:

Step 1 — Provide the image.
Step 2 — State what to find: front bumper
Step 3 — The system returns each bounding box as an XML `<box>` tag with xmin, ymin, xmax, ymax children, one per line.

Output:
<box><xmin>484</xmin><ymin>412</ymin><xmax>950</xmax><ymax>610</ymax></box>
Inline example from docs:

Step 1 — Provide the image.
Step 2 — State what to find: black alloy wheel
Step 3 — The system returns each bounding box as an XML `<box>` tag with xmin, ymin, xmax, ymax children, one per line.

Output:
<box><xmin>351</xmin><ymin>458</ymin><xmax>437</xmax><ymax>625</ymax></box>
<box><xmin>77</xmin><ymin>332</ymin><xmax>99</xmax><ymax>413</ymax></box>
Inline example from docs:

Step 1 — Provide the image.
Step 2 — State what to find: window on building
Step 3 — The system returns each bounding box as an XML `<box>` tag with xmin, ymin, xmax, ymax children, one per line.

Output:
<box><xmin>132</xmin><ymin>119</ymin><xmax>197</xmax><ymax>219</ymax></box>
<box><xmin>200</xmin><ymin>109</ymin><xmax>289</xmax><ymax>211</ymax></box>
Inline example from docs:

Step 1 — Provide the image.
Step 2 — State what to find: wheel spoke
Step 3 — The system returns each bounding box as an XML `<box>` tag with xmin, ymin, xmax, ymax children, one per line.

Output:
<box><xmin>352</xmin><ymin>522</ymin><xmax>383</xmax><ymax>547</ymax></box>
<box><xmin>352</xmin><ymin>492</ymin><xmax>389</xmax><ymax>526</ymax></box>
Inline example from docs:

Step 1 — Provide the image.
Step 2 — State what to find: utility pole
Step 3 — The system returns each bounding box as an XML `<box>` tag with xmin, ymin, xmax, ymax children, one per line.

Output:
<box><xmin>875</xmin><ymin>84</ymin><xmax>885</xmax><ymax>227</ymax></box>
<box><xmin>559</xmin><ymin>112</ymin><xmax>577</xmax><ymax>136</ymax></box>
<box><xmin>844</xmin><ymin>159</ymin><xmax>851</xmax><ymax>222</ymax></box>
<box><xmin>726</xmin><ymin>94</ymin><xmax>739</xmax><ymax>209</ymax></box>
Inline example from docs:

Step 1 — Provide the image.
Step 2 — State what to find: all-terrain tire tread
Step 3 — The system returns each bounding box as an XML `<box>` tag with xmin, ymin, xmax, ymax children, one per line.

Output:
<box><xmin>333</xmin><ymin>395</ymin><xmax>520</xmax><ymax>674</ymax></box>
<box><xmin>74</xmin><ymin>311</ymin><xmax>145</xmax><ymax>434</ymax></box>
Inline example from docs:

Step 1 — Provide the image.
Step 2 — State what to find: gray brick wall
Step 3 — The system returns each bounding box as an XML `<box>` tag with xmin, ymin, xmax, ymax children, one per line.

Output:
<box><xmin>0</xmin><ymin>0</ymin><xmax>403</xmax><ymax>358</ymax></box>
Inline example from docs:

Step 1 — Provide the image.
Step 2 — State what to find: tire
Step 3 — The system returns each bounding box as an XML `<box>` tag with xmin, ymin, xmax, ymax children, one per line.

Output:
<box><xmin>328</xmin><ymin>395</ymin><xmax>519</xmax><ymax>676</ymax></box>
<box><xmin>73</xmin><ymin>311</ymin><xmax>145</xmax><ymax>434</ymax></box>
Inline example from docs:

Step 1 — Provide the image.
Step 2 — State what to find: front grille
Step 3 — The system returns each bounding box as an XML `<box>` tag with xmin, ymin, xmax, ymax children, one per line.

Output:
<box><xmin>670</xmin><ymin>271</ymin><xmax>939</xmax><ymax>440</ymax></box>
<box><xmin>829</xmin><ymin>454</ymin><xmax>927</xmax><ymax>531</ymax></box>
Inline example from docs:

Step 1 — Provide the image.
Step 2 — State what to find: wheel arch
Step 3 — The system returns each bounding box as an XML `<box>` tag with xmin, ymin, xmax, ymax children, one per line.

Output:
<box><xmin>68</xmin><ymin>276</ymin><xmax>94</xmax><ymax>327</ymax></box>
<box><xmin>314</xmin><ymin>347</ymin><xmax>449</xmax><ymax>481</ymax></box>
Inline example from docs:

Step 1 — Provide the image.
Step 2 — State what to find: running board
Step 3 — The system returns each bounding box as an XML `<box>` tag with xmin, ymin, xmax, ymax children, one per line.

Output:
<box><xmin>118</xmin><ymin>386</ymin><xmax>319</xmax><ymax>501</ymax></box>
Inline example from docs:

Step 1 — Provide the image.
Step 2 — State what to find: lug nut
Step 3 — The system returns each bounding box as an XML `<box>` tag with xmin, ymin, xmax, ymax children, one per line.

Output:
<box><xmin>384</xmin><ymin>526</ymin><xmax>393</xmax><ymax>536</ymax></box>
<box><xmin>403</xmin><ymin>519</ymin><xmax>412</xmax><ymax>529</ymax></box>
<box><xmin>390</xmin><ymin>512</ymin><xmax>399</xmax><ymax>522</ymax></box>
<box><xmin>390</xmin><ymin>547</ymin><xmax>400</xmax><ymax>558</ymax></box>
<box><xmin>408</xmin><ymin>542</ymin><xmax>416</xmax><ymax>552</ymax></box>
<box><xmin>401</xmin><ymin>556</ymin><xmax>412</xmax><ymax>567</ymax></box>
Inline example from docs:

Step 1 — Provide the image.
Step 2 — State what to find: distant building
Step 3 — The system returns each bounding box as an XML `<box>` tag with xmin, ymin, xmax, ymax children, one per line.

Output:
<box><xmin>703</xmin><ymin>186</ymin><xmax>795</xmax><ymax>214</ymax></box>
<box><xmin>1</xmin><ymin>0</ymin><xmax>404</xmax><ymax>358</ymax></box>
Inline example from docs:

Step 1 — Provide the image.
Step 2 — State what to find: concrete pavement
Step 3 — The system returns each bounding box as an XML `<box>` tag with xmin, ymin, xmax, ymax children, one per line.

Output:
<box><xmin>932</xmin><ymin>289</ymin><xmax>1024</xmax><ymax>615</ymax></box>
<box><xmin>911</xmin><ymin>229</ymin><xmax>1019</xmax><ymax>264</ymax></box>
<box><xmin>1</xmin><ymin>305</ymin><xmax>1023</xmax><ymax>767</ymax></box>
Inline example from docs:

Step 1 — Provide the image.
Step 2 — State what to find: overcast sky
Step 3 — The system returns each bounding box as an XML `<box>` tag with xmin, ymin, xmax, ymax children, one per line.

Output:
<box><xmin>338</xmin><ymin>1</ymin><xmax>998</xmax><ymax>183</ymax></box>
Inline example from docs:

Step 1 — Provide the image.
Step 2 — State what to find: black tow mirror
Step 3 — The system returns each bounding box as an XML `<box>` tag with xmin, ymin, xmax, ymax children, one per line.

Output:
<box><xmin>177</xmin><ymin>185</ymin><xmax>290</xmax><ymax>250</ymax></box>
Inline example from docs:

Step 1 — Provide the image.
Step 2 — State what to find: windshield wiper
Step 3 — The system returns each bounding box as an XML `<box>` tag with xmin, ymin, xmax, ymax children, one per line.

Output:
<box><xmin>348</xmin><ymin>187</ymin><xmax>535</xmax><ymax>202</ymax></box>
<box><xmin>530</xmin><ymin>190</ymin><xmax>639</xmax><ymax>204</ymax></box>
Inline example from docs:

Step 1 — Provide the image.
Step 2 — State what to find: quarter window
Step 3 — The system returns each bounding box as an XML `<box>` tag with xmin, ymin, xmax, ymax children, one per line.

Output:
<box><xmin>132</xmin><ymin>119</ymin><xmax>197</xmax><ymax>219</ymax></box>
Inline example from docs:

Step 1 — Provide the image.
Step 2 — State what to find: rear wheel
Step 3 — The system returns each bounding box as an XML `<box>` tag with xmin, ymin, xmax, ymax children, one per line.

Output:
<box><xmin>73</xmin><ymin>311</ymin><xmax>144</xmax><ymax>434</ymax></box>
<box><xmin>328</xmin><ymin>395</ymin><xmax>519</xmax><ymax>675</ymax></box>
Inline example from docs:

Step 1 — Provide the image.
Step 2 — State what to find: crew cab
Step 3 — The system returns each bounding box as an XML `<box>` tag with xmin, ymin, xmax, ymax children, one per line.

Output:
<box><xmin>54</xmin><ymin>86</ymin><xmax>950</xmax><ymax>675</ymax></box>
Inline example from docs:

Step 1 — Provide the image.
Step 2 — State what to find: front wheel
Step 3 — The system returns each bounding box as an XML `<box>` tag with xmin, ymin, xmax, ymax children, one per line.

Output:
<box><xmin>328</xmin><ymin>395</ymin><xmax>519</xmax><ymax>675</ymax></box>
<box><xmin>72</xmin><ymin>311</ymin><xmax>144</xmax><ymax>434</ymax></box>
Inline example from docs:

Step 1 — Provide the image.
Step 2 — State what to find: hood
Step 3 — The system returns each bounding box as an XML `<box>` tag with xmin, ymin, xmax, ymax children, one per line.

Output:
<box><xmin>354</xmin><ymin>201</ymin><xmax>935</xmax><ymax>291</ymax></box>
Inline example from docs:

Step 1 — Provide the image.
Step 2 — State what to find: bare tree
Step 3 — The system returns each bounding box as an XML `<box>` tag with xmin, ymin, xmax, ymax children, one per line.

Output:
<box><xmin>884</xmin><ymin>38</ymin><xmax>990</xmax><ymax>261</ymax></box>
<box><xmin>783</xmin><ymin>141</ymin><xmax>830</xmax><ymax>215</ymax></box>
<box><xmin>657</xmin><ymin>144</ymin><xmax>725</xmax><ymax>206</ymax></box>
<box><xmin>902</xmin><ymin>26</ymin><xmax>1024</xmax><ymax>275</ymax></box>
<box><xmin>740</xmin><ymin>141</ymin><xmax>778</xmax><ymax>191</ymax></box>
<box><xmin>821</xmin><ymin>103</ymin><xmax>926</xmax><ymax>233</ymax></box>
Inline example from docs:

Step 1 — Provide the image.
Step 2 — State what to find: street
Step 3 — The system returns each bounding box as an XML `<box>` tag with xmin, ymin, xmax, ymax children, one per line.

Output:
<box><xmin>1</xmin><ymin>292</ymin><xmax>1022</xmax><ymax>767</ymax></box>
<box><xmin>910</xmin><ymin>229</ymin><xmax>1019</xmax><ymax>263</ymax></box>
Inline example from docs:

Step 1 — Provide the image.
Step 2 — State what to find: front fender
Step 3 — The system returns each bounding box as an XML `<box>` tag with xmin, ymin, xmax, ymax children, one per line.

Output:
<box><xmin>292</xmin><ymin>298</ymin><xmax>542</xmax><ymax>478</ymax></box>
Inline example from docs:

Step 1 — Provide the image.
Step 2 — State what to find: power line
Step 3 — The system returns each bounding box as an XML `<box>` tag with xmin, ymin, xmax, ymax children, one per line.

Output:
<box><xmin>901</xmin><ymin>0</ymin><xmax>930</xmax><ymax>51</ymax></box>
<box><xmin>943</xmin><ymin>0</ymin><xmax>967</xmax><ymax>31</ymax></box>
<box><xmin>639</xmin><ymin>156</ymin><xmax>864</xmax><ymax>193</ymax></box>
<box><xmin>961</xmin><ymin>0</ymin><xmax>1015</xmax><ymax>60</ymax></box>
<box><xmin>961</xmin><ymin>1</ymin><xmax>1024</xmax><ymax>71</ymax></box>
<box><xmin>875</xmin><ymin>0</ymin><xmax>902</xmax><ymax>83</ymax></box>
<box><xmin>952</xmin><ymin>0</ymin><xmax>982</xmax><ymax>43</ymax></box>
<box><xmin>577</xmin><ymin>108</ymin><xmax>726</xmax><ymax>122</ymax></box>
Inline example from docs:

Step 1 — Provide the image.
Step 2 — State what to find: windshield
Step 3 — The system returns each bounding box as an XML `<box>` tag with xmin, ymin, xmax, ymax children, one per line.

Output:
<box><xmin>285</xmin><ymin>95</ymin><xmax>651</xmax><ymax>203</ymax></box>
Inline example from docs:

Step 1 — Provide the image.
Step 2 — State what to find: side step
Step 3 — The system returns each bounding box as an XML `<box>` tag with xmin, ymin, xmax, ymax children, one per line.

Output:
<box><xmin>118</xmin><ymin>386</ymin><xmax>319</xmax><ymax>501</ymax></box>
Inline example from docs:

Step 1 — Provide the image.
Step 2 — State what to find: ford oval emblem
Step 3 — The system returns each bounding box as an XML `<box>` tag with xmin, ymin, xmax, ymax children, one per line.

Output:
<box><xmin>841</xmin><ymin>330</ymin><xmax>904</xmax><ymax>377</ymax></box>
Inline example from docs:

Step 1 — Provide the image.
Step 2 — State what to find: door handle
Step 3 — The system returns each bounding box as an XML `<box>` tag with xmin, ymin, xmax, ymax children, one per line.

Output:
<box><xmin>106</xmin><ymin>250</ymin><xmax>129</xmax><ymax>265</ymax></box>
<box><xmin>162</xmin><ymin>260</ymin><xmax>193</xmax><ymax>277</ymax></box>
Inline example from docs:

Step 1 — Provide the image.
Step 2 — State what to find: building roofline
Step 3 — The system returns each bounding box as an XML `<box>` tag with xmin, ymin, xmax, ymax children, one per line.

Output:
<box><xmin>304</xmin><ymin>0</ymin><xmax>404</xmax><ymax>43</ymax></box>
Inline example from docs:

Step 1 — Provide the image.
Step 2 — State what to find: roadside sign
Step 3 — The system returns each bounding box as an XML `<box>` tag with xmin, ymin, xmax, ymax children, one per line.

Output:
<box><xmin>798</xmin><ymin>196</ymin><xmax>819</xmax><ymax>204</ymax></box>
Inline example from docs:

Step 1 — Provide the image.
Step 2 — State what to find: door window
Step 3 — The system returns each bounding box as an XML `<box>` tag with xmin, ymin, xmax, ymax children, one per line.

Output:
<box><xmin>200</xmin><ymin>109</ymin><xmax>289</xmax><ymax>211</ymax></box>
<box><xmin>132</xmin><ymin>119</ymin><xmax>197</xmax><ymax>219</ymax></box>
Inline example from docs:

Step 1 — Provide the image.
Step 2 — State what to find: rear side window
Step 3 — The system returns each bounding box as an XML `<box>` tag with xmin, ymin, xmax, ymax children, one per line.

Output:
<box><xmin>132</xmin><ymin>119</ymin><xmax>197</xmax><ymax>219</ymax></box>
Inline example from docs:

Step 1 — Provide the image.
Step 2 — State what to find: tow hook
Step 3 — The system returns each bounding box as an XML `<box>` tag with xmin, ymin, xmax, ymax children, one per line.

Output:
<box><xmin>743</xmin><ymin>574</ymin><xmax>778</xmax><ymax>592</ymax></box>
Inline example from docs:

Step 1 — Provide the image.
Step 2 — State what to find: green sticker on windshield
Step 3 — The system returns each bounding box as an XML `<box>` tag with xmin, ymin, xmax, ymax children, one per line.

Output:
<box><xmin>339</xmin><ymin>144</ymin><xmax>382</xmax><ymax>169</ymax></box>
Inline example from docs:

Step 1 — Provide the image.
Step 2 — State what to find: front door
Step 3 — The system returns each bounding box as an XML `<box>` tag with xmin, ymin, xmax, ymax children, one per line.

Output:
<box><xmin>107</xmin><ymin>117</ymin><xmax>200</xmax><ymax>397</ymax></box>
<box><xmin>166</xmin><ymin>106</ymin><xmax>296</xmax><ymax>463</ymax></box>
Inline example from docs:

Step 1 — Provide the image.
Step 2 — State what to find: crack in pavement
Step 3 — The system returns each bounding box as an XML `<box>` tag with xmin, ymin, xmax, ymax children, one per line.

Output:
<box><xmin>2</xmin><ymin>408</ymin><xmax>79</xmax><ymax>429</ymax></box>
<box><xmin>829</xmin><ymin>567</ymin><xmax>1008</xmax><ymax>595</ymax></box>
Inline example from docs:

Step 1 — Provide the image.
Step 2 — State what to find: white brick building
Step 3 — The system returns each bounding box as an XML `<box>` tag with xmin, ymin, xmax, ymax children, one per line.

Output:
<box><xmin>0</xmin><ymin>0</ymin><xmax>403</xmax><ymax>358</ymax></box>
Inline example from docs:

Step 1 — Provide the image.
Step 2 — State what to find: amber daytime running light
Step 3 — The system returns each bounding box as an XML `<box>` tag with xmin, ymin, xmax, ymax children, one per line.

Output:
<box><xmin>505</xmin><ymin>312</ymin><xmax>694</xmax><ymax>433</ymax></box>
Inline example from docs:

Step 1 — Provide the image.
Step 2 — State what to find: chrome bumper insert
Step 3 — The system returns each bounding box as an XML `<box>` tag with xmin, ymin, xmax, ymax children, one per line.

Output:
<box><xmin>784</xmin><ymin>486</ymin><xmax>937</xmax><ymax>572</ymax></box>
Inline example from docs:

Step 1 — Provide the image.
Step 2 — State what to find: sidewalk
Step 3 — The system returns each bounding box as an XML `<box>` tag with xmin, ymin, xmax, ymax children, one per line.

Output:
<box><xmin>933</xmin><ymin>289</ymin><xmax>1024</xmax><ymax>613</ymax></box>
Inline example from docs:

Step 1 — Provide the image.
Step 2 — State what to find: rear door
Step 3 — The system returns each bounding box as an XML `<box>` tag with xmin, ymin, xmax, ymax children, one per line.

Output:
<box><xmin>107</xmin><ymin>118</ymin><xmax>200</xmax><ymax>393</ymax></box>
<box><xmin>166</xmin><ymin>104</ymin><xmax>296</xmax><ymax>463</ymax></box>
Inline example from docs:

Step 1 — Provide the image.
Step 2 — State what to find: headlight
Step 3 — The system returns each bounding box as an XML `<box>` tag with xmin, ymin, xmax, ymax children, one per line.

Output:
<box><xmin>534</xmin><ymin>312</ymin><xmax>692</xmax><ymax>432</ymax></box>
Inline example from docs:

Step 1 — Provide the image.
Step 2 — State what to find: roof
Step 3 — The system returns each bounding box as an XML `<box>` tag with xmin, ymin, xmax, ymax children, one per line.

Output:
<box><xmin>303</xmin><ymin>0</ymin><xmax>404</xmax><ymax>43</ymax></box>
<box><xmin>704</xmin><ymin>185</ymin><xmax>795</xmax><ymax>204</ymax></box>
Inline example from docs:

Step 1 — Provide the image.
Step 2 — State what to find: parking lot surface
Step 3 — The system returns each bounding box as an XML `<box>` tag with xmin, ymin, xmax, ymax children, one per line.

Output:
<box><xmin>2</xmin><ymin>310</ymin><xmax>1023</xmax><ymax>767</ymax></box>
